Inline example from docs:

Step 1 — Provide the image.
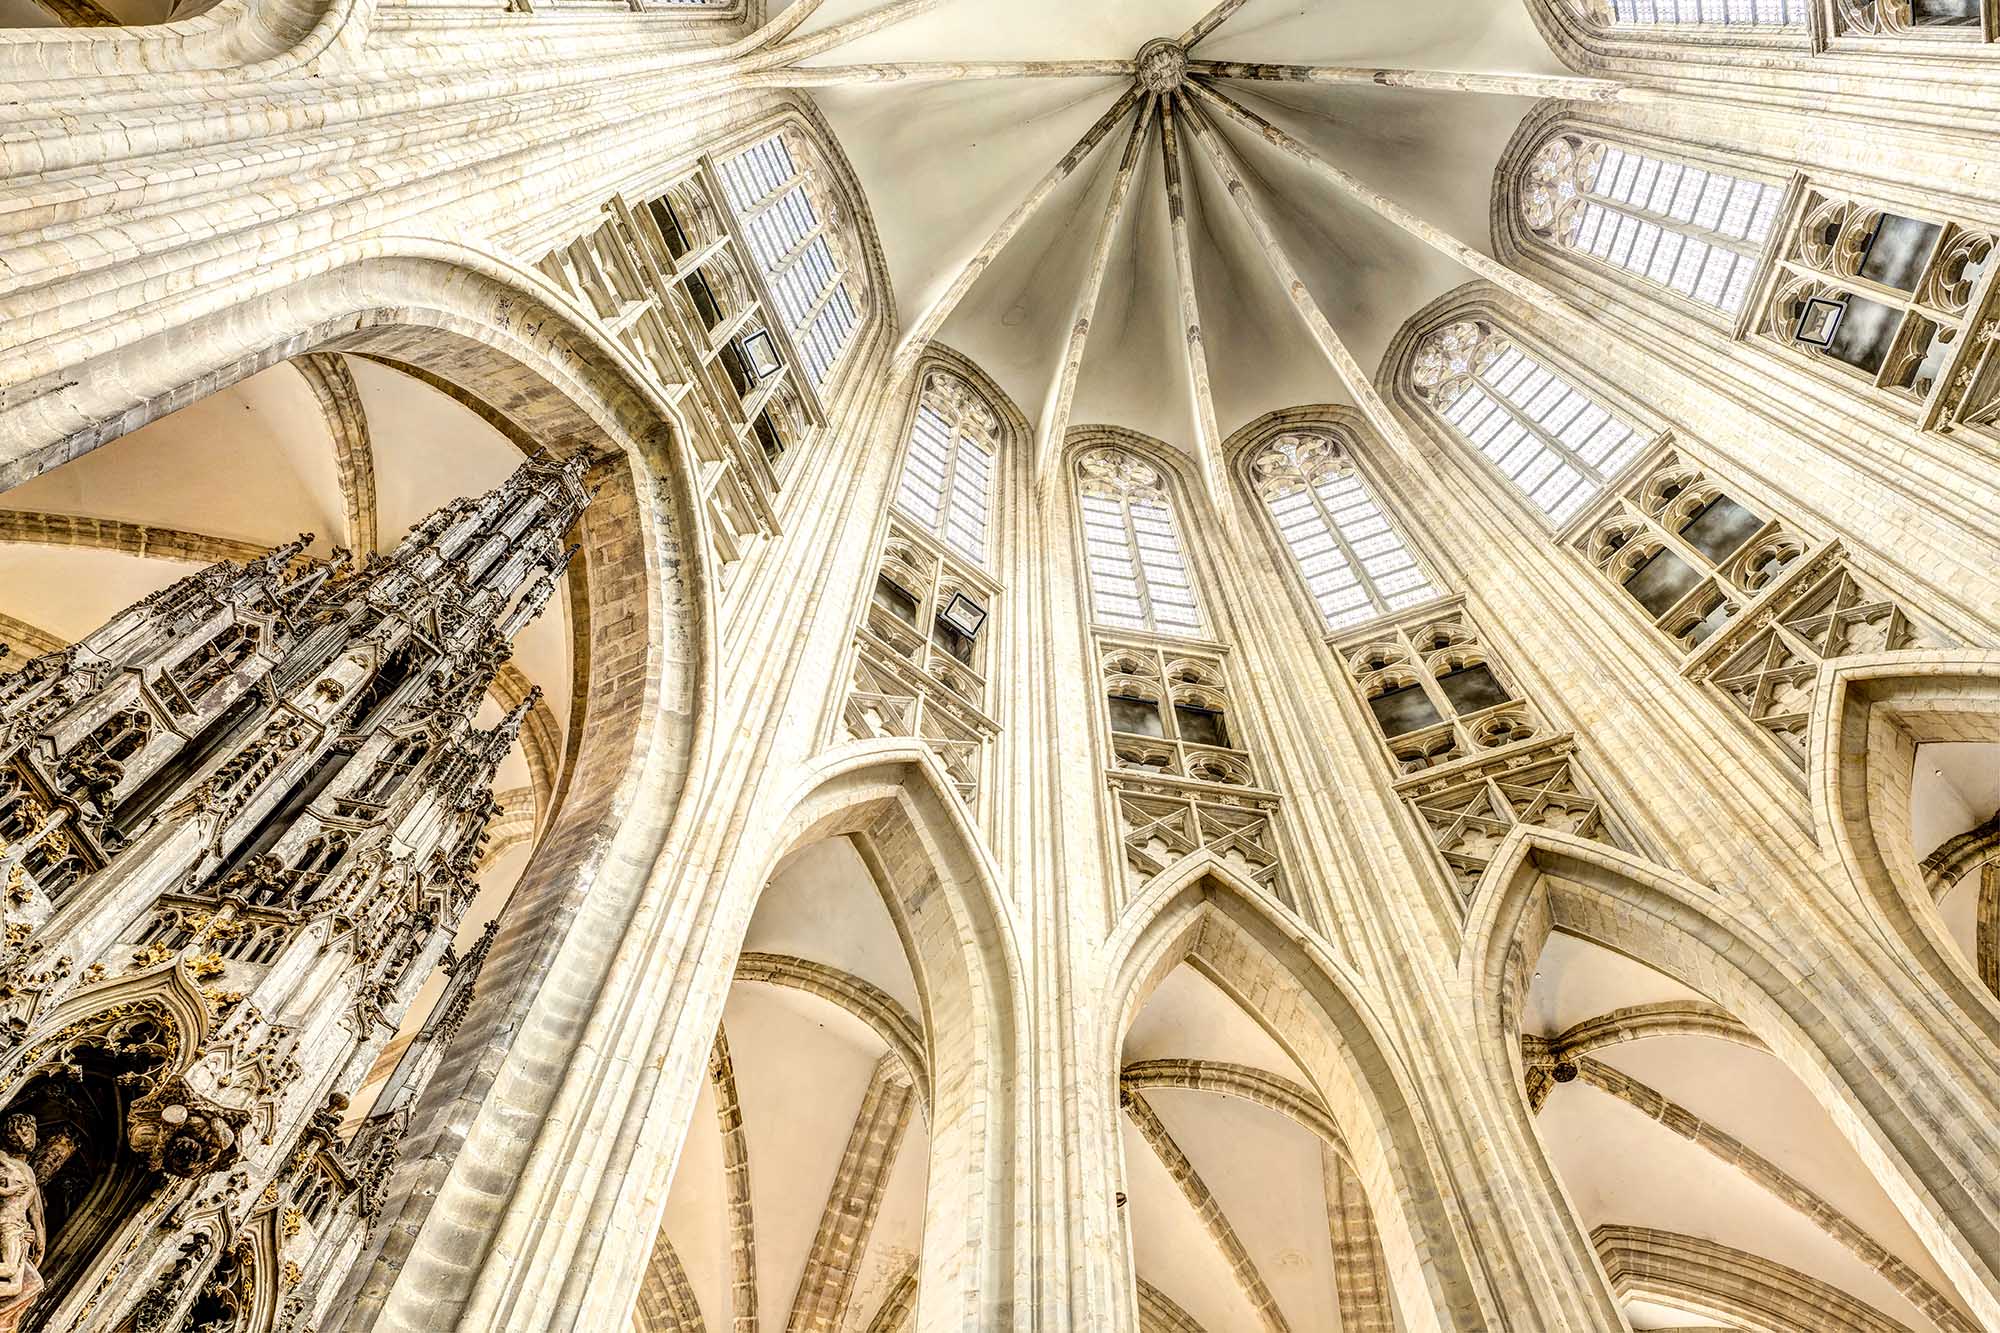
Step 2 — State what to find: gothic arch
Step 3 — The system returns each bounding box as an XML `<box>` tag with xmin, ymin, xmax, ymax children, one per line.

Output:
<box><xmin>1492</xmin><ymin>104</ymin><xmax>1791</xmax><ymax>333</ymax></box>
<box><xmin>0</xmin><ymin>242</ymin><xmax>718</xmax><ymax>1333</ymax></box>
<box><xmin>624</xmin><ymin>738</ymin><xmax>1029</xmax><ymax>1333</ymax></box>
<box><xmin>1814</xmin><ymin>649</ymin><xmax>2000</xmax><ymax>1040</ymax></box>
<box><xmin>1462</xmin><ymin>825</ymin><xmax>2000</xmax><ymax>1327</ymax></box>
<box><xmin>1099</xmin><ymin>855</ymin><xmax>1489</xmax><ymax>1332</ymax></box>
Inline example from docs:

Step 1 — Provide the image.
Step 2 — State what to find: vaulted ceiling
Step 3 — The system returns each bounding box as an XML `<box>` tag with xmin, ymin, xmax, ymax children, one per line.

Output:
<box><xmin>791</xmin><ymin>0</ymin><xmax>1561</xmax><ymax>450</ymax></box>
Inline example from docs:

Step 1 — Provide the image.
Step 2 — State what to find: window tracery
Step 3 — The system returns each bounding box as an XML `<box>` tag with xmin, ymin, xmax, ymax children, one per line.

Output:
<box><xmin>718</xmin><ymin>133</ymin><xmax>863</xmax><ymax>394</ymax></box>
<box><xmin>537</xmin><ymin>169</ymin><xmax>816</xmax><ymax>584</ymax></box>
<box><xmin>894</xmin><ymin>370</ymin><xmax>998</xmax><ymax>567</ymax></box>
<box><xmin>1411</xmin><ymin>321</ymin><xmax>1653</xmax><ymax>524</ymax></box>
<box><xmin>1592</xmin><ymin>0</ymin><xmax>1805</xmax><ymax>25</ymax></box>
<box><xmin>1754</xmin><ymin>187</ymin><xmax>2000</xmax><ymax>436</ymax></box>
<box><xmin>1522</xmin><ymin>135</ymin><xmax>1782</xmax><ymax>319</ymax></box>
<box><xmin>1822</xmin><ymin>0</ymin><xmax>1995</xmax><ymax>39</ymax></box>
<box><xmin>841</xmin><ymin>359</ymin><xmax>1007</xmax><ymax>810</ymax></box>
<box><xmin>1247</xmin><ymin>430</ymin><xmax>1441</xmax><ymax>631</ymax></box>
<box><xmin>1570</xmin><ymin>440</ymin><xmax>1808</xmax><ymax>652</ymax></box>
<box><xmin>1336</xmin><ymin>601</ymin><xmax>1634</xmax><ymax>900</ymax></box>
<box><xmin>1076</xmin><ymin>448</ymin><xmax>1203</xmax><ymax>636</ymax></box>
<box><xmin>844</xmin><ymin>530</ymin><xmax>997</xmax><ymax>807</ymax></box>
<box><xmin>1098</xmin><ymin>639</ymin><xmax>1290</xmax><ymax>906</ymax></box>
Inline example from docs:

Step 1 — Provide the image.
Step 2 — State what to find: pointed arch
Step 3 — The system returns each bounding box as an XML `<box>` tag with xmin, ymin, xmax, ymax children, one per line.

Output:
<box><xmin>1228</xmin><ymin>406</ymin><xmax>1446</xmax><ymax>635</ymax></box>
<box><xmin>1064</xmin><ymin>426</ymin><xmax>1212</xmax><ymax>638</ymax></box>
<box><xmin>1462</xmin><ymin>825</ymin><xmax>2000</xmax><ymax>1327</ymax></box>
<box><xmin>1496</xmin><ymin>108</ymin><xmax>1787</xmax><ymax>327</ymax></box>
<box><xmin>1813</xmin><ymin>650</ymin><xmax>2000</xmax><ymax>1043</ymax></box>
<box><xmin>1100</xmin><ymin>854</ymin><xmax>1489</xmax><ymax>1331</ymax></box>
<box><xmin>632</xmin><ymin>738</ymin><xmax>1028</xmax><ymax>1333</ymax></box>
<box><xmin>1</xmin><ymin>242</ymin><xmax>717</xmax><ymax>1333</ymax></box>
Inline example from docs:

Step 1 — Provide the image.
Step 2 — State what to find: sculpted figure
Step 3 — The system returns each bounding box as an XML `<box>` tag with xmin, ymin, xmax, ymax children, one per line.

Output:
<box><xmin>0</xmin><ymin>1114</ymin><xmax>44</xmax><ymax>1333</ymax></box>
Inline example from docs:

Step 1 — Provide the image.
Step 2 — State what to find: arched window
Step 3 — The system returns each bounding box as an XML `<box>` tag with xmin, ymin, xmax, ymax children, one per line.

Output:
<box><xmin>894</xmin><ymin>370</ymin><xmax>998</xmax><ymax>567</ymax></box>
<box><xmin>1522</xmin><ymin>135</ymin><xmax>1782</xmax><ymax>318</ymax></box>
<box><xmin>1075</xmin><ymin>448</ymin><xmax>1203</xmax><ymax>636</ymax></box>
<box><xmin>1247</xmin><ymin>431</ymin><xmax>1441</xmax><ymax>631</ymax></box>
<box><xmin>1593</xmin><ymin>0</ymin><xmax>1804</xmax><ymax>25</ymax></box>
<box><xmin>1411</xmin><ymin>320</ymin><xmax>1650</xmax><ymax>525</ymax></box>
<box><xmin>717</xmin><ymin>132</ymin><xmax>862</xmax><ymax>393</ymax></box>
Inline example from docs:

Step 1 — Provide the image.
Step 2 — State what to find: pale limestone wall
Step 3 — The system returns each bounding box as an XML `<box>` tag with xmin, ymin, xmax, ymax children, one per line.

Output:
<box><xmin>3</xmin><ymin>5</ymin><xmax>2000</xmax><ymax>1331</ymax></box>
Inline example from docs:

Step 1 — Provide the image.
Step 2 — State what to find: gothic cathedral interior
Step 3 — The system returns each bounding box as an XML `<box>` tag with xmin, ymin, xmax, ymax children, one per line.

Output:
<box><xmin>1</xmin><ymin>1</ymin><xmax>1998</xmax><ymax>1330</ymax></box>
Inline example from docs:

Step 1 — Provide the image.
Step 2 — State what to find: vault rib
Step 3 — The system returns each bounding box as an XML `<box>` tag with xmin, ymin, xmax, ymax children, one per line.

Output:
<box><xmin>1567</xmin><ymin>1057</ymin><xmax>1975</xmax><ymax>1333</ymax></box>
<box><xmin>709</xmin><ymin>1027</ymin><xmax>760</xmax><ymax>1333</ymax></box>
<box><xmin>899</xmin><ymin>85</ymin><xmax>1145</xmax><ymax>357</ymax></box>
<box><xmin>291</xmin><ymin>351</ymin><xmax>378</xmax><ymax>557</ymax></box>
<box><xmin>1178</xmin><ymin>0</ymin><xmax>1250</xmax><ymax>50</ymax></box>
<box><xmin>1189</xmin><ymin>60</ymin><xmax>1641</xmax><ymax>103</ymax></box>
<box><xmin>1037</xmin><ymin>93</ymin><xmax>1157</xmax><ymax>479</ymax></box>
<box><xmin>1322</xmin><ymin>1144</ymin><xmax>1397</xmax><ymax>1333</ymax></box>
<box><xmin>772</xmin><ymin>60</ymin><xmax>1136</xmax><ymax>86</ymax></box>
<box><xmin>1595</xmin><ymin>1225</ymin><xmax>1919</xmax><ymax>1333</ymax></box>
<box><xmin>1158</xmin><ymin>95</ymin><xmax>1232</xmax><ymax>515</ymax></box>
<box><xmin>733</xmin><ymin>952</ymin><xmax>929</xmax><ymax>1115</ymax></box>
<box><xmin>784</xmin><ymin>1054</ymin><xmax>917</xmax><ymax>1333</ymax></box>
<box><xmin>1123</xmin><ymin>1088</ymin><xmax>1293</xmax><ymax>1333</ymax></box>
<box><xmin>1136</xmin><ymin>1277</ymin><xmax>1211</xmax><ymax>1333</ymax></box>
<box><xmin>1183</xmin><ymin>78</ymin><xmax>1596</xmax><ymax>335</ymax></box>
<box><xmin>0</xmin><ymin>510</ymin><xmax>272</xmax><ymax>564</ymax></box>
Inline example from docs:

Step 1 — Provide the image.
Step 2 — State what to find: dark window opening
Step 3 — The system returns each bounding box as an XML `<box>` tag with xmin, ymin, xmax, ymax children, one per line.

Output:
<box><xmin>1173</xmin><ymin>704</ymin><xmax>1229</xmax><ymax>748</ymax></box>
<box><xmin>1108</xmin><ymin>694</ymin><xmax>1165</xmax><ymax>738</ymax></box>
<box><xmin>1678</xmin><ymin>496</ymin><xmax>1763</xmax><ymax>565</ymax></box>
<box><xmin>1368</xmin><ymin>682</ymin><xmax>1445</xmax><ymax>737</ymax></box>
<box><xmin>1624</xmin><ymin>547</ymin><xmax>1705</xmax><ymax>618</ymax></box>
<box><xmin>1436</xmin><ymin>664</ymin><xmax>1511</xmax><ymax>716</ymax></box>
<box><xmin>648</xmin><ymin>198</ymin><xmax>691</xmax><ymax>259</ymax></box>
<box><xmin>718</xmin><ymin>342</ymin><xmax>755</xmax><ymax>398</ymax></box>
<box><xmin>686</xmin><ymin>271</ymin><xmax>724</xmax><ymax>330</ymax></box>
<box><xmin>1624</xmin><ymin>544</ymin><xmax>1704</xmax><ymax>616</ymax></box>
<box><xmin>872</xmin><ymin>576</ymin><xmax>920</xmax><ymax>626</ymax></box>
<box><xmin>754</xmin><ymin>411</ymin><xmax>785</xmax><ymax>468</ymax></box>
<box><xmin>1857</xmin><ymin>213</ymin><xmax>1943</xmax><ymax>293</ymax></box>
<box><xmin>932</xmin><ymin>617</ymin><xmax>974</xmax><ymax>665</ymax></box>
<box><xmin>1823</xmin><ymin>294</ymin><xmax>1902</xmax><ymax>376</ymax></box>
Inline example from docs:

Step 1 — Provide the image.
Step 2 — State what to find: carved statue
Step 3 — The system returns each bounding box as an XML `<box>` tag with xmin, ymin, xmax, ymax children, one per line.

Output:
<box><xmin>0</xmin><ymin>1114</ymin><xmax>45</xmax><ymax>1333</ymax></box>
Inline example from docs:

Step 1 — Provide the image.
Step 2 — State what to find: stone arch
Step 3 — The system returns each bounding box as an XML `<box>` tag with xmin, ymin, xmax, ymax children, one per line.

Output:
<box><xmin>622</xmin><ymin>738</ymin><xmax>1028</xmax><ymax>1333</ymax></box>
<box><xmin>1489</xmin><ymin>102</ymin><xmax>1790</xmax><ymax>335</ymax></box>
<box><xmin>1462</xmin><ymin>825</ymin><xmax>2000</xmax><ymax>1328</ymax></box>
<box><xmin>1099</xmin><ymin>853</ymin><xmax>1490</xmax><ymax>1332</ymax></box>
<box><xmin>1814</xmin><ymin>650</ymin><xmax>2000</xmax><ymax>1043</ymax></box>
<box><xmin>0</xmin><ymin>244</ymin><xmax>716</xmax><ymax>1333</ymax></box>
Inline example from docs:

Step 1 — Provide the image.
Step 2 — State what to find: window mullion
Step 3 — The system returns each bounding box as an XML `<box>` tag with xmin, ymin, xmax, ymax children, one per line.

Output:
<box><xmin>1476</xmin><ymin>373</ymin><xmax>1613</xmax><ymax>487</ymax></box>
<box><xmin>1308</xmin><ymin>484</ymin><xmax>1390</xmax><ymax>620</ymax></box>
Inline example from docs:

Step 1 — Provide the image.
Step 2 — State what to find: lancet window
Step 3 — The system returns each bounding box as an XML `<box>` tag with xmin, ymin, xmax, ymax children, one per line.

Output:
<box><xmin>1598</xmin><ymin>0</ymin><xmax>1805</xmax><ymax>24</ymax></box>
<box><xmin>1410</xmin><ymin>320</ymin><xmax>1652</xmax><ymax>525</ymax></box>
<box><xmin>1822</xmin><ymin>0</ymin><xmax>1995</xmax><ymax>39</ymax></box>
<box><xmin>894</xmin><ymin>370</ymin><xmax>998</xmax><ymax>567</ymax></box>
<box><xmin>1754</xmin><ymin>187</ymin><xmax>2000</xmax><ymax>434</ymax></box>
<box><xmin>1521</xmin><ymin>134</ymin><xmax>1782</xmax><ymax>319</ymax></box>
<box><xmin>1247</xmin><ymin>430</ymin><xmax>1441</xmax><ymax>631</ymax></box>
<box><xmin>842</xmin><ymin>362</ymin><xmax>1005</xmax><ymax>809</ymax></box>
<box><xmin>718</xmin><ymin>133</ymin><xmax>862</xmax><ymax>392</ymax></box>
<box><xmin>1076</xmin><ymin>448</ymin><xmax>1203</xmax><ymax>636</ymax></box>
